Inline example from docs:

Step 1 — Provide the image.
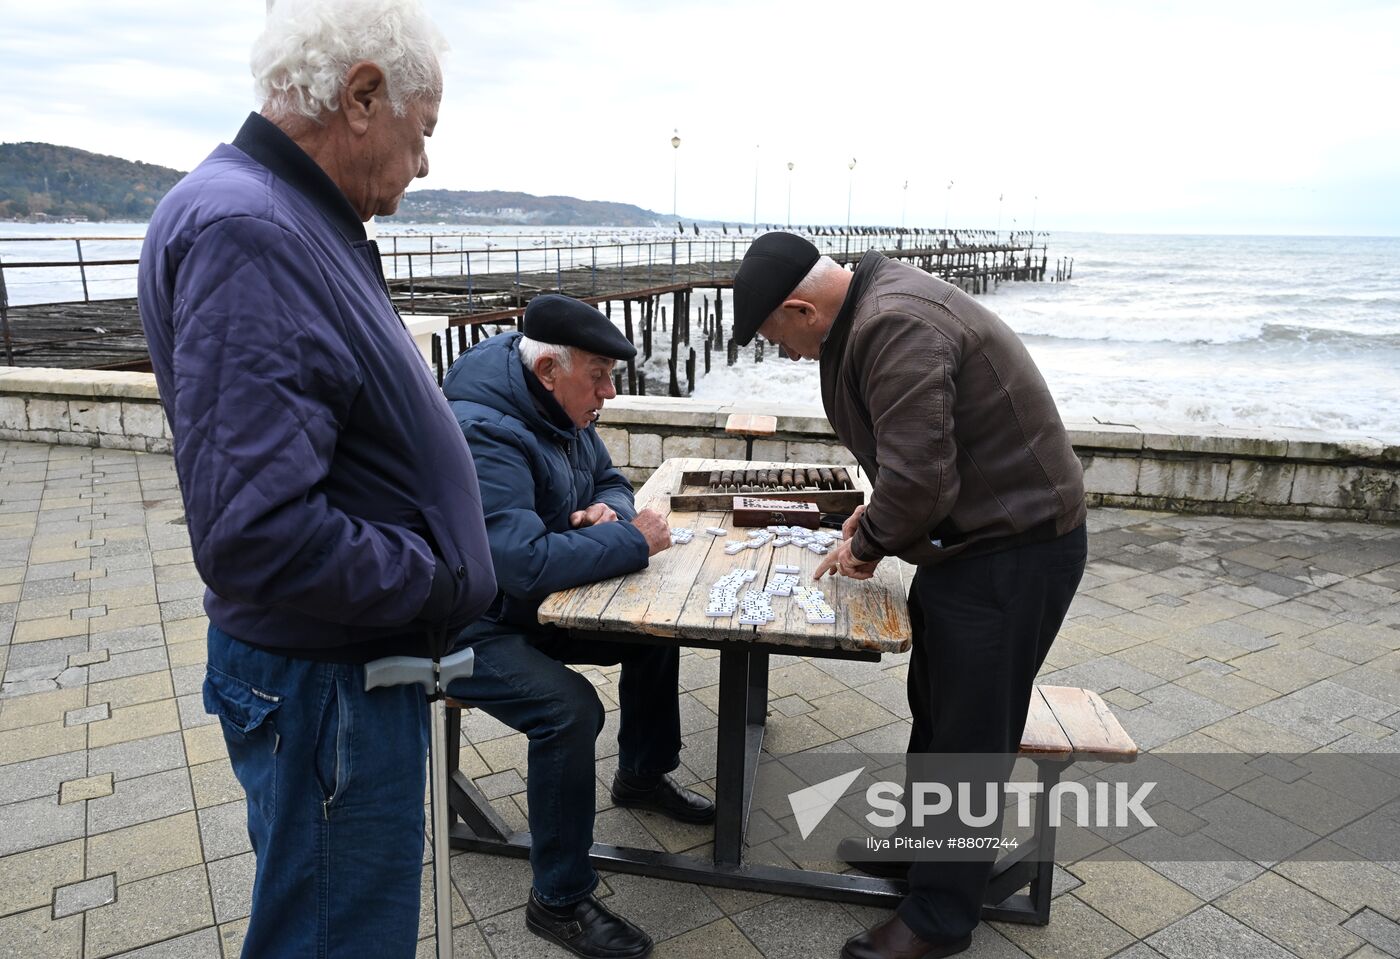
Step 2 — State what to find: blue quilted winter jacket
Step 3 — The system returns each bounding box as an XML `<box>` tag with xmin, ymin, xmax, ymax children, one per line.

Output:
<box><xmin>137</xmin><ymin>113</ymin><xmax>496</xmax><ymax>661</ymax></box>
<box><xmin>443</xmin><ymin>332</ymin><xmax>649</xmax><ymax>629</ymax></box>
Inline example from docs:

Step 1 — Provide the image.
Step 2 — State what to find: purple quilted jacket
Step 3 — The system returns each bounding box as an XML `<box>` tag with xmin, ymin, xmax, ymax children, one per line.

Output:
<box><xmin>137</xmin><ymin>114</ymin><xmax>495</xmax><ymax>661</ymax></box>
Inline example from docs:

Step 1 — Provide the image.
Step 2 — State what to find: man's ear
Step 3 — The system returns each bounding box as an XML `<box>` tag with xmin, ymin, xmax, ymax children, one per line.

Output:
<box><xmin>339</xmin><ymin>61</ymin><xmax>388</xmax><ymax>135</ymax></box>
<box><xmin>780</xmin><ymin>298</ymin><xmax>815</xmax><ymax>323</ymax></box>
<box><xmin>533</xmin><ymin>357</ymin><xmax>557</xmax><ymax>390</ymax></box>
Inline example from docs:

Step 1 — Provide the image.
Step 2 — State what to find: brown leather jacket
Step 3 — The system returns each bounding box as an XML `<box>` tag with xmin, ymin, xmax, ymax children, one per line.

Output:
<box><xmin>821</xmin><ymin>252</ymin><xmax>1085</xmax><ymax>566</ymax></box>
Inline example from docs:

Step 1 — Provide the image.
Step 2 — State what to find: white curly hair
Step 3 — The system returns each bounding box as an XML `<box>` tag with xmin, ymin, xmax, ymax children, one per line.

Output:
<box><xmin>252</xmin><ymin>0</ymin><xmax>448</xmax><ymax>122</ymax></box>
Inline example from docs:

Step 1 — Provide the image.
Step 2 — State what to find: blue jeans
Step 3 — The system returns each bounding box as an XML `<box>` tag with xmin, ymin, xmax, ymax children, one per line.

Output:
<box><xmin>447</xmin><ymin>621</ymin><xmax>683</xmax><ymax>905</ymax></box>
<box><xmin>204</xmin><ymin>626</ymin><xmax>430</xmax><ymax>959</ymax></box>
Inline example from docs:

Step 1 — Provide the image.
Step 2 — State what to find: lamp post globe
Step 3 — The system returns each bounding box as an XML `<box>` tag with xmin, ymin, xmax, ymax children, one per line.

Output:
<box><xmin>670</xmin><ymin>130</ymin><xmax>681</xmax><ymax>219</ymax></box>
<box><xmin>786</xmin><ymin>161</ymin><xmax>795</xmax><ymax>228</ymax></box>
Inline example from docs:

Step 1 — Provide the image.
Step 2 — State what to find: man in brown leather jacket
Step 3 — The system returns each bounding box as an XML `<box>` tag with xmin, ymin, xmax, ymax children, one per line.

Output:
<box><xmin>732</xmin><ymin>232</ymin><xmax>1088</xmax><ymax>959</ymax></box>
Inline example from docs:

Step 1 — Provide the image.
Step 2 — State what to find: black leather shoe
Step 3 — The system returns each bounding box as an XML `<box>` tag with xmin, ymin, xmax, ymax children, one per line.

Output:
<box><xmin>838</xmin><ymin>837</ymin><xmax>911</xmax><ymax>880</ymax></box>
<box><xmin>525</xmin><ymin>890</ymin><xmax>653</xmax><ymax>959</ymax></box>
<box><xmin>841</xmin><ymin>915</ymin><xmax>972</xmax><ymax>959</ymax></box>
<box><xmin>610</xmin><ymin>772</ymin><xmax>716</xmax><ymax>824</ymax></box>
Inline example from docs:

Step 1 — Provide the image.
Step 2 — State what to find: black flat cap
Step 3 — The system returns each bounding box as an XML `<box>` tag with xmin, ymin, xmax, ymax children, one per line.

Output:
<box><xmin>522</xmin><ymin>294</ymin><xmax>636</xmax><ymax>361</ymax></box>
<box><xmin>731</xmin><ymin>232</ymin><xmax>820</xmax><ymax>347</ymax></box>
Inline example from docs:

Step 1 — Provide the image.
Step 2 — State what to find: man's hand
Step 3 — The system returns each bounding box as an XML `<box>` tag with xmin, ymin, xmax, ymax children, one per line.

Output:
<box><xmin>631</xmin><ymin>508</ymin><xmax>672</xmax><ymax>556</ymax></box>
<box><xmin>841</xmin><ymin>504</ymin><xmax>867</xmax><ymax>541</ymax></box>
<box><xmin>569</xmin><ymin>502</ymin><xmax>618</xmax><ymax>528</ymax></box>
<box><xmin>813</xmin><ymin>538</ymin><xmax>880</xmax><ymax>581</ymax></box>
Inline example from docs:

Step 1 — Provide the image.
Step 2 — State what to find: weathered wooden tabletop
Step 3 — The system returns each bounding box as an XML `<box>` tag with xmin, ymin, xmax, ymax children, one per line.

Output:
<box><xmin>537</xmin><ymin>458</ymin><xmax>912</xmax><ymax>654</ymax></box>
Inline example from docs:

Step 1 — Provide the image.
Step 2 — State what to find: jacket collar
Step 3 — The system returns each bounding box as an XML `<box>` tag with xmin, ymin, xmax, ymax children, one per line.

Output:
<box><xmin>231</xmin><ymin>112</ymin><xmax>366</xmax><ymax>244</ymax></box>
<box><xmin>819</xmin><ymin>250</ymin><xmax>884</xmax><ymax>420</ymax></box>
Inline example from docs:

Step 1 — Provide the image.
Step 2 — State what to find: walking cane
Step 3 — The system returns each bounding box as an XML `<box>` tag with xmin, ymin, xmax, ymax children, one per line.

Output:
<box><xmin>364</xmin><ymin>631</ymin><xmax>475</xmax><ymax>959</ymax></box>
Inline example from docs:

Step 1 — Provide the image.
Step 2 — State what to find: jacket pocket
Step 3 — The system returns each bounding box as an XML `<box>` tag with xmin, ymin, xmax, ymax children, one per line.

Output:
<box><xmin>420</xmin><ymin>504</ymin><xmax>464</xmax><ymax>599</ymax></box>
<box><xmin>203</xmin><ymin>665</ymin><xmax>283</xmax><ymax>813</ymax></box>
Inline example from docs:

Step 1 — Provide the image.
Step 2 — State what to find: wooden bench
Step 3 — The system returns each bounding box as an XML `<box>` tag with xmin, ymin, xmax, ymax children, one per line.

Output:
<box><xmin>723</xmin><ymin>412</ymin><xmax>778</xmax><ymax>460</ymax></box>
<box><xmin>984</xmin><ymin>684</ymin><xmax>1138</xmax><ymax>924</ymax></box>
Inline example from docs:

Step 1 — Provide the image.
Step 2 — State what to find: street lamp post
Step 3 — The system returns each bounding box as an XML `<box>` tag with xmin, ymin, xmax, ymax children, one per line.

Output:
<box><xmin>786</xmin><ymin>161</ymin><xmax>794</xmax><ymax>228</ymax></box>
<box><xmin>671</xmin><ymin>130</ymin><xmax>681</xmax><ymax>219</ymax></box>
<box><xmin>997</xmin><ymin>192</ymin><xmax>1004</xmax><ymax>242</ymax></box>
<box><xmin>845</xmin><ymin>157</ymin><xmax>857</xmax><ymax>230</ymax></box>
<box><xmin>752</xmin><ymin>144</ymin><xmax>760</xmax><ymax>231</ymax></box>
<box><xmin>900</xmin><ymin>179</ymin><xmax>908</xmax><ymax>231</ymax></box>
<box><xmin>944</xmin><ymin>180</ymin><xmax>954</xmax><ymax>231</ymax></box>
<box><xmin>1031</xmin><ymin>194</ymin><xmax>1038</xmax><ymax>244</ymax></box>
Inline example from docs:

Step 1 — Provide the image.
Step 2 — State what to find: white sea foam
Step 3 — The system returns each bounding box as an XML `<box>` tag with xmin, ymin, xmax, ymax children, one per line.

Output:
<box><xmin>679</xmin><ymin>232</ymin><xmax>1400</xmax><ymax>436</ymax></box>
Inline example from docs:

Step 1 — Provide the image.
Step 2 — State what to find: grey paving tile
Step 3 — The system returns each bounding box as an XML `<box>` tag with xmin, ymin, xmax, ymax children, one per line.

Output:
<box><xmin>592</xmin><ymin>872</ymin><xmax>723</xmax><ymax>943</ymax></box>
<box><xmin>63</xmin><ymin>703</ymin><xmax>110</xmax><ymax>726</ymax></box>
<box><xmin>1147</xmin><ymin>905</ymin><xmax>1302</xmax><ymax>959</ymax></box>
<box><xmin>1141</xmin><ymin>857</ymin><xmax>1265</xmax><ymax>902</ymax></box>
<box><xmin>198</xmin><ymin>799</ymin><xmax>252</xmax><ymax>861</ymax></box>
<box><xmin>88</xmin><ymin>768</ymin><xmax>194</xmax><ymax>835</ymax></box>
<box><xmin>176</xmin><ymin>692</ymin><xmax>215</xmax><ymax>729</ymax></box>
<box><xmin>448</xmin><ymin>850</ymin><xmax>535</xmax><ymax>920</ymax></box>
<box><xmin>106</xmin><ymin>927</ymin><xmax>222</xmax><ymax>959</ymax></box>
<box><xmin>731</xmin><ymin>895</ymin><xmax>865</xmax><ymax>959</ymax></box>
<box><xmin>5</xmin><ymin>636</ymin><xmax>88</xmax><ymax>671</ymax></box>
<box><xmin>170</xmin><ymin>664</ymin><xmax>204</xmax><ymax>697</ymax></box>
<box><xmin>208</xmin><ymin>850</ymin><xmax>254</xmax><ymax>924</ymax></box>
<box><xmin>87</xmin><ymin>730</ymin><xmax>187</xmax><ymax>781</ymax></box>
<box><xmin>1038</xmin><ymin>655</ymin><xmax>1167</xmax><ymax>695</ymax></box>
<box><xmin>52</xmin><ymin>873</ymin><xmax>116</xmax><ymax>918</ymax></box>
<box><xmin>0</xmin><ymin>751</ymin><xmax>87</xmax><ymax>804</ymax></box>
<box><xmin>1344</xmin><ymin>908</ymin><xmax>1400</xmax><ymax>956</ymax></box>
<box><xmin>20</xmin><ymin>576</ymin><xmax>87</xmax><ymax>600</ymax></box>
<box><xmin>1248</xmin><ymin>679</ymin><xmax>1396</xmax><ymax>746</ymax></box>
<box><xmin>22</xmin><ymin>560</ymin><xmax>90</xmax><ymax>583</ymax></box>
<box><xmin>83</xmin><ymin>864</ymin><xmax>214</xmax><ymax>959</ymax></box>
<box><xmin>88</xmin><ymin>624</ymin><xmax>165</xmax><ymax>654</ymax></box>
<box><xmin>87</xmin><ymin>645</ymin><xmax>169</xmax><ymax>682</ymax></box>
<box><xmin>0</xmin><ymin>794</ymin><xmax>87</xmax><ymax>856</ymax></box>
<box><xmin>474</xmin><ymin>769</ymin><xmax>526</xmax><ymax>800</ymax></box>
<box><xmin>1</xmin><ymin>662</ymin><xmax>87</xmax><ymax>697</ymax></box>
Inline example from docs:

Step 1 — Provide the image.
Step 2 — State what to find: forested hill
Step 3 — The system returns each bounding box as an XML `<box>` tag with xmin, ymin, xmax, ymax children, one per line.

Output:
<box><xmin>0</xmin><ymin>141</ymin><xmax>679</xmax><ymax>226</ymax></box>
<box><xmin>390</xmin><ymin>189</ymin><xmax>668</xmax><ymax>226</ymax></box>
<box><xmin>0</xmin><ymin>143</ymin><xmax>185</xmax><ymax>221</ymax></box>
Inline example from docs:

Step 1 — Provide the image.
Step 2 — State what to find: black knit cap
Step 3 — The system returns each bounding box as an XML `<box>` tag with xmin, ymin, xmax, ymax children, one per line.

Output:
<box><xmin>731</xmin><ymin>231</ymin><xmax>821</xmax><ymax>347</ymax></box>
<box><xmin>522</xmin><ymin>294</ymin><xmax>637</xmax><ymax>360</ymax></box>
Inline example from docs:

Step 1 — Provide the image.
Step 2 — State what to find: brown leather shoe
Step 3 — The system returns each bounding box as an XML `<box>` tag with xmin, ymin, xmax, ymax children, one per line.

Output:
<box><xmin>840</xmin><ymin>916</ymin><xmax>972</xmax><ymax>959</ymax></box>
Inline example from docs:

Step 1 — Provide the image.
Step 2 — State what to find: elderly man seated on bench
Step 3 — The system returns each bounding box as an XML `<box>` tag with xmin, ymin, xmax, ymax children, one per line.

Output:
<box><xmin>440</xmin><ymin>294</ymin><xmax>714</xmax><ymax>959</ymax></box>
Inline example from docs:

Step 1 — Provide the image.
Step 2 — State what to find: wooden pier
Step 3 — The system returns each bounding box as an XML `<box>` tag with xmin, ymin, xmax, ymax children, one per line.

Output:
<box><xmin>0</xmin><ymin>230</ymin><xmax>1066</xmax><ymax>396</ymax></box>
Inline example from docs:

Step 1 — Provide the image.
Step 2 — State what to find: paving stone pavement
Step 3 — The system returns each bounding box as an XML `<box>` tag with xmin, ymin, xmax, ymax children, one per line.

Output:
<box><xmin>2</xmin><ymin>440</ymin><xmax>1398</xmax><ymax>959</ymax></box>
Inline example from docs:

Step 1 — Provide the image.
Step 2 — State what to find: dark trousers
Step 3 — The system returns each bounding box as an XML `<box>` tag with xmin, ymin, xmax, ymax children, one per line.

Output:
<box><xmin>897</xmin><ymin>524</ymin><xmax>1087</xmax><ymax>944</ymax></box>
<box><xmin>446</xmin><ymin>621</ymin><xmax>683</xmax><ymax>905</ymax></box>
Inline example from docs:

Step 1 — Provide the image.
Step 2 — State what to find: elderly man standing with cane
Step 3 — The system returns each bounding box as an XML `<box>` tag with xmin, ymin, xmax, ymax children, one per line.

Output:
<box><xmin>137</xmin><ymin>2</ymin><xmax>496</xmax><ymax>957</ymax></box>
<box><xmin>731</xmin><ymin>233</ymin><xmax>1087</xmax><ymax>959</ymax></box>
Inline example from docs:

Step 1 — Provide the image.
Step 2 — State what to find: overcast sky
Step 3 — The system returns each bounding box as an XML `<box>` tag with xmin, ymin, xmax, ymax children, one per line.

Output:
<box><xmin>3</xmin><ymin>0</ymin><xmax>1397</xmax><ymax>235</ymax></box>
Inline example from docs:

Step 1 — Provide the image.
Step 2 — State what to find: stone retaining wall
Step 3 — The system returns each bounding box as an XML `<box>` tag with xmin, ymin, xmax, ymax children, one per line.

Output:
<box><xmin>3</xmin><ymin>369</ymin><xmax>1397</xmax><ymax>524</ymax></box>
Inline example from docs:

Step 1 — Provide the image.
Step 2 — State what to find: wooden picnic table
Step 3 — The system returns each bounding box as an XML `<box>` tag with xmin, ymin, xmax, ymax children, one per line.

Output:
<box><xmin>537</xmin><ymin>457</ymin><xmax>911</xmax><ymax>655</ymax></box>
<box><xmin>444</xmin><ymin>457</ymin><xmax>916</xmax><ymax>907</ymax></box>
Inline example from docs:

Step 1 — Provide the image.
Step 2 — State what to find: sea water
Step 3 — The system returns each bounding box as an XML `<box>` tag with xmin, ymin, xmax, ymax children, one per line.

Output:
<box><xmin>3</xmin><ymin>224</ymin><xmax>1395</xmax><ymax>435</ymax></box>
<box><xmin>685</xmin><ymin>232</ymin><xmax>1400</xmax><ymax>436</ymax></box>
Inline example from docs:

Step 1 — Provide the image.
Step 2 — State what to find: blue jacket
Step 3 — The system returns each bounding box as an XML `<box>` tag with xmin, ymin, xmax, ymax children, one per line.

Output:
<box><xmin>137</xmin><ymin>113</ymin><xmax>496</xmax><ymax>661</ymax></box>
<box><xmin>443</xmin><ymin>332</ymin><xmax>649</xmax><ymax>628</ymax></box>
